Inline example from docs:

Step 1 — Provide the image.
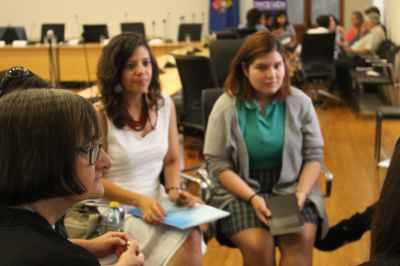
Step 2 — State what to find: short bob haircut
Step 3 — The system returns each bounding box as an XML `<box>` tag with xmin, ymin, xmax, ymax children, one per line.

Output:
<box><xmin>0</xmin><ymin>89</ymin><xmax>101</xmax><ymax>205</ymax></box>
<box><xmin>224</xmin><ymin>31</ymin><xmax>291</xmax><ymax>101</ymax></box>
<box><xmin>97</xmin><ymin>32</ymin><xmax>162</xmax><ymax>129</ymax></box>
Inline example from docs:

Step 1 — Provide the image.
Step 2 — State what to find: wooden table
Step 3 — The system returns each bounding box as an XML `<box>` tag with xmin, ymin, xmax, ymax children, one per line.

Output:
<box><xmin>0</xmin><ymin>42</ymin><xmax>186</xmax><ymax>82</ymax></box>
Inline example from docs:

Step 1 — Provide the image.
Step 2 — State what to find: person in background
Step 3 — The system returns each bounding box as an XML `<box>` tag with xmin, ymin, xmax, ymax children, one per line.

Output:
<box><xmin>96</xmin><ymin>32</ymin><xmax>203</xmax><ymax>266</ymax></box>
<box><xmin>360</xmin><ymin>138</ymin><xmax>400</xmax><ymax>265</ymax></box>
<box><xmin>204</xmin><ymin>31</ymin><xmax>328</xmax><ymax>266</ymax></box>
<box><xmin>272</xmin><ymin>10</ymin><xmax>297</xmax><ymax>51</ymax></box>
<box><xmin>239</xmin><ymin>8</ymin><xmax>268</xmax><ymax>32</ymax></box>
<box><xmin>262</xmin><ymin>10</ymin><xmax>274</xmax><ymax>31</ymax></box>
<box><xmin>346</xmin><ymin>11</ymin><xmax>364</xmax><ymax>46</ymax></box>
<box><xmin>346</xmin><ymin>12</ymin><xmax>386</xmax><ymax>54</ymax></box>
<box><xmin>0</xmin><ymin>89</ymin><xmax>143</xmax><ymax>266</ymax></box>
<box><xmin>0</xmin><ymin>66</ymin><xmax>144</xmax><ymax>264</ymax></box>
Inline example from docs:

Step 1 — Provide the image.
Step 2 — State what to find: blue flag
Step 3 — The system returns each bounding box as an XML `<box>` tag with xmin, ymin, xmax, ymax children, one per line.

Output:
<box><xmin>209</xmin><ymin>0</ymin><xmax>240</xmax><ymax>33</ymax></box>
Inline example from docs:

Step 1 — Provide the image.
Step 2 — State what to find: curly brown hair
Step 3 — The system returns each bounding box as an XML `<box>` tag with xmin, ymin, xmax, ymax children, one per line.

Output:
<box><xmin>97</xmin><ymin>32</ymin><xmax>162</xmax><ymax>129</ymax></box>
<box><xmin>224</xmin><ymin>31</ymin><xmax>291</xmax><ymax>101</ymax></box>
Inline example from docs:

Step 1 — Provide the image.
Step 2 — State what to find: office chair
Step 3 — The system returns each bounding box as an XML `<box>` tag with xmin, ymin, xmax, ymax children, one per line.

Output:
<box><xmin>41</xmin><ymin>24</ymin><xmax>65</xmax><ymax>43</ymax></box>
<box><xmin>209</xmin><ymin>39</ymin><xmax>243</xmax><ymax>86</ymax></box>
<box><xmin>120</xmin><ymin>22</ymin><xmax>146</xmax><ymax>38</ymax></box>
<box><xmin>177</xmin><ymin>23</ymin><xmax>202</xmax><ymax>41</ymax></box>
<box><xmin>0</xmin><ymin>26</ymin><xmax>27</xmax><ymax>44</ymax></box>
<box><xmin>229</xmin><ymin>27</ymin><xmax>257</xmax><ymax>38</ymax></box>
<box><xmin>173</xmin><ymin>54</ymin><xmax>219</xmax><ymax>138</ymax></box>
<box><xmin>82</xmin><ymin>24</ymin><xmax>108</xmax><ymax>43</ymax></box>
<box><xmin>214</xmin><ymin>30</ymin><xmax>241</xmax><ymax>40</ymax></box>
<box><xmin>300</xmin><ymin>32</ymin><xmax>341</xmax><ymax>107</ymax></box>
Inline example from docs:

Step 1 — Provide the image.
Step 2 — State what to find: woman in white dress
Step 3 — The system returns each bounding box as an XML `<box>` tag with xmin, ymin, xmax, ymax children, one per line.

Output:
<box><xmin>96</xmin><ymin>32</ymin><xmax>203</xmax><ymax>266</ymax></box>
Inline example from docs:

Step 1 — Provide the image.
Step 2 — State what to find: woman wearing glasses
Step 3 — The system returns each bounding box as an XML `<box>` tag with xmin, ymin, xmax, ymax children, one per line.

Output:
<box><xmin>0</xmin><ymin>89</ymin><xmax>144</xmax><ymax>265</ymax></box>
<box><xmin>96</xmin><ymin>32</ymin><xmax>203</xmax><ymax>266</ymax></box>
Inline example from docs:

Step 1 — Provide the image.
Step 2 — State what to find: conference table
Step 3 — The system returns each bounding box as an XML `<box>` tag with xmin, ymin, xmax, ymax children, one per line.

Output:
<box><xmin>0</xmin><ymin>42</ymin><xmax>188</xmax><ymax>83</ymax></box>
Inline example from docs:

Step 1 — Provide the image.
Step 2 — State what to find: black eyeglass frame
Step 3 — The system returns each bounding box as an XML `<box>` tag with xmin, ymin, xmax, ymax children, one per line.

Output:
<box><xmin>76</xmin><ymin>139</ymin><xmax>103</xmax><ymax>165</ymax></box>
<box><xmin>0</xmin><ymin>66</ymin><xmax>33</xmax><ymax>96</ymax></box>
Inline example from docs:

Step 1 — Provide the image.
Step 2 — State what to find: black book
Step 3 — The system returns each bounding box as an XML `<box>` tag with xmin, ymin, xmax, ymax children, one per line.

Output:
<box><xmin>266</xmin><ymin>194</ymin><xmax>304</xmax><ymax>236</ymax></box>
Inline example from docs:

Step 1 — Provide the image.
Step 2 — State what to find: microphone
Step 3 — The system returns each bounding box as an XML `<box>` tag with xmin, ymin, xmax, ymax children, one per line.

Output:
<box><xmin>124</xmin><ymin>12</ymin><xmax>128</xmax><ymax>22</ymax></box>
<box><xmin>201</xmin><ymin>12</ymin><xmax>205</xmax><ymax>25</ymax></box>
<box><xmin>74</xmin><ymin>14</ymin><xmax>82</xmax><ymax>41</ymax></box>
<box><xmin>180</xmin><ymin>16</ymin><xmax>185</xmax><ymax>23</ymax></box>
<box><xmin>28</xmin><ymin>22</ymin><xmax>35</xmax><ymax>42</ymax></box>
<box><xmin>192</xmin><ymin>13</ymin><xmax>196</xmax><ymax>23</ymax></box>
<box><xmin>152</xmin><ymin>21</ymin><xmax>156</xmax><ymax>39</ymax></box>
<box><xmin>162</xmin><ymin>19</ymin><xmax>167</xmax><ymax>41</ymax></box>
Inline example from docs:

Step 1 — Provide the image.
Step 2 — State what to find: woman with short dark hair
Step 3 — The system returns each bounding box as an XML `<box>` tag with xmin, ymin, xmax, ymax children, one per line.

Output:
<box><xmin>0</xmin><ymin>89</ymin><xmax>143</xmax><ymax>266</ymax></box>
<box><xmin>204</xmin><ymin>31</ymin><xmax>328</xmax><ymax>265</ymax></box>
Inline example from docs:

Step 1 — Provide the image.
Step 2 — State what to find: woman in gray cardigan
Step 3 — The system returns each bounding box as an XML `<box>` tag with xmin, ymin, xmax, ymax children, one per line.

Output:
<box><xmin>204</xmin><ymin>31</ymin><xmax>328</xmax><ymax>266</ymax></box>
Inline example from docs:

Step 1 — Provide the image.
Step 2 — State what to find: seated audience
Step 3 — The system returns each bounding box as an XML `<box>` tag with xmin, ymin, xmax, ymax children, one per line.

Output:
<box><xmin>262</xmin><ymin>10</ymin><xmax>274</xmax><ymax>31</ymax></box>
<box><xmin>0</xmin><ymin>88</ymin><xmax>143</xmax><ymax>266</ymax></box>
<box><xmin>204</xmin><ymin>31</ymin><xmax>328</xmax><ymax>266</ymax></box>
<box><xmin>0</xmin><ymin>67</ymin><xmax>146</xmax><ymax>261</ymax></box>
<box><xmin>346</xmin><ymin>11</ymin><xmax>364</xmax><ymax>46</ymax></box>
<box><xmin>346</xmin><ymin>12</ymin><xmax>385</xmax><ymax>54</ymax></box>
<box><xmin>96</xmin><ymin>32</ymin><xmax>203</xmax><ymax>266</ymax></box>
<box><xmin>272</xmin><ymin>10</ymin><xmax>297</xmax><ymax>51</ymax></box>
<box><xmin>360</xmin><ymin>139</ymin><xmax>400</xmax><ymax>265</ymax></box>
<box><xmin>239</xmin><ymin>8</ymin><xmax>268</xmax><ymax>32</ymax></box>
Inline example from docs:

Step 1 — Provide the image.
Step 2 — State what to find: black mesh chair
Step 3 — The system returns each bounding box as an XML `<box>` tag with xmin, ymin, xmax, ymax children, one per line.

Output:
<box><xmin>41</xmin><ymin>24</ymin><xmax>65</xmax><ymax>43</ymax></box>
<box><xmin>177</xmin><ymin>23</ymin><xmax>202</xmax><ymax>41</ymax></box>
<box><xmin>229</xmin><ymin>27</ymin><xmax>257</xmax><ymax>38</ymax></box>
<box><xmin>214</xmin><ymin>30</ymin><xmax>241</xmax><ymax>40</ymax></box>
<box><xmin>301</xmin><ymin>32</ymin><xmax>341</xmax><ymax>107</ymax></box>
<box><xmin>120</xmin><ymin>22</ymin><xmax>146</xmax><ymax>38</ymax></box>
<box><xmin>82</xmin><ymin>24</ymin><xmax>108</xmax><ymax>43</ymax></box>
<box><xmin>209</xmin><ymin>39</ymin><xmax>243</xmax><ymax>86</ymax></box>
<box><xmin>173</xmin><ymin>54</ymin><xmax>219</xmax><ymax>137</ymax></box>
<box><xmin>0</xmin><ymin>26</ymin><xmax>27</xmax><ymax>44</ymax></box>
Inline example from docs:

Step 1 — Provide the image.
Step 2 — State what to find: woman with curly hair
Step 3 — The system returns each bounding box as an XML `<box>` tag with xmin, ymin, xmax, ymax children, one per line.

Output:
<box><xmin>96</xmin><ymin>32</ymin><xmax>203</xmax><ymax>266</ymax></box>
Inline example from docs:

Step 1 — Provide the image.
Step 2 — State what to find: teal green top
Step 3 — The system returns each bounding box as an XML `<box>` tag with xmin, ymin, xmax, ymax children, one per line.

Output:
<box><xmin>236</xmin><ymin>99</ymin><xmax>285</xmax><ymax>170</ymax></box>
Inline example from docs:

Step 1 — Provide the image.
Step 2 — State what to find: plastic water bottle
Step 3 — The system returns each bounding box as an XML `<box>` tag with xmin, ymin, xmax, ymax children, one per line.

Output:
<box><xmin>102</xmin><ymin>201</ymin><xmax>124</xmax><ymax>233</ymax></box>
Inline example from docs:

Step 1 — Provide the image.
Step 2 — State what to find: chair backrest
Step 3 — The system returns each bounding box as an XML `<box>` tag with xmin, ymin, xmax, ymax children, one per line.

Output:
<box><xmin>202</xmin><ymin>88</ymin><xmax>223</xmax><ymax>132</ymax></box>
<box><xmin>209</xmin><ymin>39</ymin><xmax>243</xmax><ymax>86</ymax></box>
<box><xmin>229</xmin><ymin>27</ymin><xmax>257</xmax><ymax>38</ymax></box>
<box><xmin>173</xmin><ymin>54</ymin><xmax>219</xmax><ymax>108</ymax></box>
<box><xmin>0</xmin><ymin>26</ymin><xmax>27</xmax><ymax>44</ymax></box>
<box><xmin>177</xmin><ymin>23</ymin><xmax>202</xmax><ymax>41</ymax></box>
<box><xmin>376</xmin><ymin>39</ymin><xmax>395</xmax><ymax>59</ymax></box>
<box><xmin>120</xmin><ymin>22</ymin><xmax>146</xmax><ymax>37</ymax></box>
<box><xmin>82</xmin><ymin>24</ymin><xmax>108</xmax><ymax>43</ymax></box>
<box><xmin>300</xmin><ymin>32</ymin><xmax>336</xmax><ymax>80</ymax></box>
<box><xmin>215</xmin><ymin>30</ymin><xmax>241</xmax><ymax>40</ymax></box>
<box><xmin>41</xmin><ymin>24</ymin><xmax>65</xmax><ymax>43</ymax></box>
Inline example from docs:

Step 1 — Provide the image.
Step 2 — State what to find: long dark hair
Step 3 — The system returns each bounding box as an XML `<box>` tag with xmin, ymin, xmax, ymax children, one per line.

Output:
<box><xmin>370</xmin><ymin>138</ymin><xmax>400</xmax><ymax>259</ymax></box>
<box><xmin>224</xmin><ymin>31</ymin><xmax>291</xmax><ymax>101</ymax></box>
<box><xmin>97</xmin><ymin>32</ymin><xmax>162</xmax><ymax>129</ymax></box>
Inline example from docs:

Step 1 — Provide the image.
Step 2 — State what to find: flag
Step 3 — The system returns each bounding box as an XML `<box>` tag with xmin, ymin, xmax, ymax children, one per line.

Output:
<box><xmin>209</xmin><ymin>0</ymin><xmax>240</xmax><ymax>33</ymax></box>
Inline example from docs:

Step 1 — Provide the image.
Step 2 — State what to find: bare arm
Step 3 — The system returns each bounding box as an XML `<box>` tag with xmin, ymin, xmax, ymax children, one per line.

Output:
<box><xmin>295</xmin><ymin>161</ymin><xmax>321</xmax><ymax>209</ymax></box>
<box><xmin>163</xmin><ymin>98</ymin><xmax>202</xmax><ymax>206</ymax></box>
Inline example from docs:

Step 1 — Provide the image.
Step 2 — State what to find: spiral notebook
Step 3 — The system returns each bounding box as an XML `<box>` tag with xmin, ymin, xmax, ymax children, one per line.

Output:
<box><xmin>128</xmin><ymin>199</ymin><xmax>230</xmax><ymax>230</ymax></box>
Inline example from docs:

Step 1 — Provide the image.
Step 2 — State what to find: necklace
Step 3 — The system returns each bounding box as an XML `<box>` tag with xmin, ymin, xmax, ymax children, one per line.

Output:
<box><xmin>125</xmin><ymin>95</ymin><xmax>149</xmax><ymax>131</ymax></box>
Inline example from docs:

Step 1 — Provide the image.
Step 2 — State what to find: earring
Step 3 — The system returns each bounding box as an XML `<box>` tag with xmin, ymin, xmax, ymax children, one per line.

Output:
<box><xmin>113</xmin><ymin>83</ymin><xmax>122</xmax><ymax>93</ymax></box>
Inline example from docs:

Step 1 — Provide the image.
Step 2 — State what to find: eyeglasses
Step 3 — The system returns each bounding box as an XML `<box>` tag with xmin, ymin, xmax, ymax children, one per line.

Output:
<box><xmin>76</xmin><ymin>139</ymin><xmax>103</xmax><ymax>165</ymax></box>
<box><xmin>0</xmin><ymin>66</ymin><xmax>33</xmax><ymax>96</ymax></box>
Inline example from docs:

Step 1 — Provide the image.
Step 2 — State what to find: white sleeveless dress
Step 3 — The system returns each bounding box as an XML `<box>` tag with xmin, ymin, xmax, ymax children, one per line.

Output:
<box><xmin>104</xmin><ymin>94</ymin><xmax>190</xmax><ymax>266</ymax></box>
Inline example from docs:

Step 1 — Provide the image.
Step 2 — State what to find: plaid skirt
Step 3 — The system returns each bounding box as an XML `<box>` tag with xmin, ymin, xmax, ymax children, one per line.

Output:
<box><xmin>217</xmin><ymin>168</ymin><xmax>318</xmax><ymax>238</ymax></box>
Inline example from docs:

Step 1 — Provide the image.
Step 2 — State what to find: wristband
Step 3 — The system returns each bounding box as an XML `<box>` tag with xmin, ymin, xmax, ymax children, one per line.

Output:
<box><xmin>165</xmin><ymin>186</ymin><xmax>181</xmax><ymax>193</ymax></box>
<box><xmin>248</xmin><ymin>193</ymin><xmax>257</xmax><ymax>204</ymax></box>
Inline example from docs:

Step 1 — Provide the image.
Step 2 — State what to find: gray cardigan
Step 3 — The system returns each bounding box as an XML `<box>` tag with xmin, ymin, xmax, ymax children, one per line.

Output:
<box><xmin>203</xmin><ymin>87</ymin><xmax>328</xmax><ymax>237</ymax></box>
